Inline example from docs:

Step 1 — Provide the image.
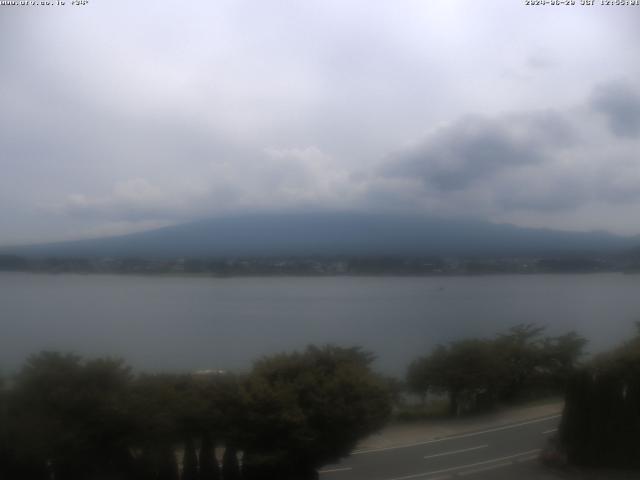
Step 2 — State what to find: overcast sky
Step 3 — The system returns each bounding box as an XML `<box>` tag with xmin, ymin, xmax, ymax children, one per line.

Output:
<box><xmin>1</xmin><ymin>0</ymin><xmax>640</xmax><ymax>245</ymax></box>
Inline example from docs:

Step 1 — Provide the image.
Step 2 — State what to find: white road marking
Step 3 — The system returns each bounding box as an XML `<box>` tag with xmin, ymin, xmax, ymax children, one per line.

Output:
<box><xmin>423</xmin><ymin>444</ymin><xmax>488</xmax><ymax>460</ymax></box>
<box><xmin>381</xmin><ymin>449</ymin><xmax>541</xmax><ymax>480</ymax></box>
<box><xmin>319</xmin><ymin>466</ymin><xmax>353</xmax><ymax>474</ymax></box>
<box><xmin>516</xmin><ymin>454</ymin><xmax>540</xmax><ymax>462</ymax></box>
<box><xmin>542</xmin><ymin>428</ymin><xmax>557</xmax><ymax>434</ymax></box>
<box><xmin>352</xmin><ymin>415</ymin><xmax>560</xmax><ymax>455</ymax></box>
<box><xmin>458</xmin><ymin>461</ymin><xmax>512</xmax><ymax>476</ymax></box>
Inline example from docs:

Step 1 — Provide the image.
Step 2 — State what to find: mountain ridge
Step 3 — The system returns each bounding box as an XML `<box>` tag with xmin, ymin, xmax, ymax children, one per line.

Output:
<box><xmin>2</xmin><ymin>212</ymin><xmax>638</xmax><ymax>258</ymax></box>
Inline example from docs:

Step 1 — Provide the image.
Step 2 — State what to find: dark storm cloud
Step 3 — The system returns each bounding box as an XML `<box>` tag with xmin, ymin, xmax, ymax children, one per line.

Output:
<box><xmin>383</xmin><ymin>111</ymin><xmax>575</xmax><ymax>191</ymax></box>
<box><xmin>591</xmin><ymin>82</ymin><xmax>640</xmax><ymax>138</ymax></box>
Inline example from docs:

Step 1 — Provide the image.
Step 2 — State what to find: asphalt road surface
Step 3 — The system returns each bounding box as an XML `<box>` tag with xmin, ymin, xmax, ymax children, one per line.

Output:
<box><xmin>319</xmin><ymin>415</ymin><xmax>561</xmax><ymax>480</ymax></box>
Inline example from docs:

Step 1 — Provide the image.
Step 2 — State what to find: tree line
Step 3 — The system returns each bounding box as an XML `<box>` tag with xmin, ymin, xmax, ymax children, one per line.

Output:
<box><xmin>1</xmin><ymin>254</ymin><xmax>631</xmax><ymax>276</ymax></box>
<box><xmin>406</xmin><ymin>324</ymin><xmax>587</xmax><ymax>416</ymax></box>
<box><xmin>3</xmin><ymin>323</ymin><xmax>617</xmax><ymax>478</ymax></box>
<box><xmin>559</xmin><ymin>323</ymin><xmax>640</xmax><ymax>468</ymax></box>
<box><xmin>0</xmin><ymin>346</ymin><xmax>391</xmax><ymax>480</ymax></box>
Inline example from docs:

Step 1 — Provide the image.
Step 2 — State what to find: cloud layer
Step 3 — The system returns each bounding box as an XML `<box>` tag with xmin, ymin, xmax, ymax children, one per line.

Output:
<box><xmin>2</xmin><ymin>1</ymin><xmax>640</xmax><ymax>244</ymax></box>
<box><xmin>376</xmin><ymin>83</ymin><xmax>640</xmax><ymax>232</ymax></box>
<box><xmin>591</xmin><ymin>82</ymin><xmax>640</xmax><ymax>138</ymax></box>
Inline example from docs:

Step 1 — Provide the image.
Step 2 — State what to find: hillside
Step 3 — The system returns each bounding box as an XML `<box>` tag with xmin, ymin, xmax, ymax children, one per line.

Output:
<box><xmin>3</xmin><ymin>212</ymin><xmax>637</xmax><ymax>259</ymax></box>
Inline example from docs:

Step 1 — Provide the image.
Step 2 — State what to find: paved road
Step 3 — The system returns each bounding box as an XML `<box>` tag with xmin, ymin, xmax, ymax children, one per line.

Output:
<box><xmin>319</xmin><ymin>415</ymin><xmax>561</xmax><ymax>480</ymax></box>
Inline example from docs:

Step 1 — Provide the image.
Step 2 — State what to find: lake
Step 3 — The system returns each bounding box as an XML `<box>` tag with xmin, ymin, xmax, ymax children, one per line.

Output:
<box><xmin>1</xmin><ymin>272</ymin><xmax>639</xmax><ymax>376</ymax></box>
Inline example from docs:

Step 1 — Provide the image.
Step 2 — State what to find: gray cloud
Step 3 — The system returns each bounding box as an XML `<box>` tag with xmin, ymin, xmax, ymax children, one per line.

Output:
<box><xmin>3</xmin><ymin>1</ymin><xmax>640</xmax><ymax>243</ymax></box>
<box><xmin>374</xmin><ymin>90</ymin><xmax>640</xmax><ymax>231</ymax></box>
<box><xmin>591</xmin><ymin>82</ymin><xmax>640</xmax><ymax>138</ymax></box>
<box><xmin>383</xmin><ymin>111</ymin><xmax>575</xmax><ymax>191</ymax></box>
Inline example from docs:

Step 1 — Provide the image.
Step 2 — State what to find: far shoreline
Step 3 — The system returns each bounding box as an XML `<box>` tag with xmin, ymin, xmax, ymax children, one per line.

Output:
<box><xmin>0</xmin><ymin>269</ymin><xmax>637</xmax><ymax>279</ymax></box>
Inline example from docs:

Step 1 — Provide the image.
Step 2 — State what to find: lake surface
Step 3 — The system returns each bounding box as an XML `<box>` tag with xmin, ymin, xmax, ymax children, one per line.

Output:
<box><xmin>2</xmin><ymin>272</ymin><xmax>640</xmax><ymax>376</ymax></box>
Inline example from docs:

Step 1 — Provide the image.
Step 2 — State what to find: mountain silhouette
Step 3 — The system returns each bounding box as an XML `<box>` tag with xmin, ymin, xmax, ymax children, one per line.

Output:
<box><xmin>4</xmin><ymin>212</ymin><xmax>638</xmax><ymax>258</ymax></box>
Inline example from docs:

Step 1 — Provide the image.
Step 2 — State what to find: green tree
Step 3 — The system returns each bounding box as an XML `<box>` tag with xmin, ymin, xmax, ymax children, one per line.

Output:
<box><xmin>430</xmin><ymin>340</ymin><xmax>503</xmax><ymax>415</ymax></box>
<box><xmin>222</xmin><ymin>445</ymin><xmax>241</xmax><ymax>480</ymax></box>
<box><xmin>560</xmin><ymin>327</ymin><xmax>640</xmax><ymax>468</ymax></box>
<box><xmin>127</xmin><ymin>374</ymin><xmax>192</xmax><ymax>478</ymax></box>
<box><xmin>540</xmin><ymin>331</ymin><xmax>587</xmax><ymax>388</ymax></box>
<box><xmin>239</xmin><ymin>345</ymin><xmax>391</xmax><ymax>479</ymax></box>
<box><xmin>0</xmin><ymin>369</ymin><xmax>49</xmax><ymax>480</ymax></box>
<box><xmin>0</xmin><ymin>374</ymin><xmax>14</xmax><ymax>478</ymax></box>
<box><xmin>192</xmin><ymin>372</ymin><xmax>244</xmax><ymax>446</ymax></box>
<box><xmin>497</xmin><ymin>324</ymin><xmax>587</xmax><ymax>400</ymax></box>
<box><xmin>406</xmin><ymin>357</ymin><xmax>431</xmax><ymax>405</ymax></box>
<box><xmin>198</xmin><ymin>433</ymin><xmax>220</xmax><ymax>480</ymax></box>
<box><xmin>494</xmin><ymin>324</ymin><xmax>546</xmax><ymax>401</ymax></box>
<box><xmin>182</xmin><ymin>437</ymin><xmax>198</xmax><ymax>480</ymax></box>
<box><xmin>9</xmin><ymin>352</ymin><xmax>134</xmax><ymax>480</ymax></box>
<box><xmin>156</xmin><ymin>445</ymin><xmax>179</xmax><ymax>480</ymax></box>
<box><xmin>408</xmin><ymin>325</ymin><xmax>588</xmax><ymax>413</ymax></box>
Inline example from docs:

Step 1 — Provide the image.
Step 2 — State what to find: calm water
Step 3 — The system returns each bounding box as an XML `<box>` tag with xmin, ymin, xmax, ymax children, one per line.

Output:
<box><xmin>2</xmin><ymin>272</ymin><xmax>640</xmax><ymax>376</ymax></box>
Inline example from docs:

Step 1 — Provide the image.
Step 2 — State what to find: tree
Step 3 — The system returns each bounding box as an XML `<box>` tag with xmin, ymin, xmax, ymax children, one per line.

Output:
<box><xmin>0</xmin><ymin>374</ymin><xmax>13</xmax><ymax>478</ymax></box>
<box><xmin>198</xmin><ymin>433</ymin><xmax>220</xmax><ymax>480</ymax></box>
<box><xmin>406</xmin><ymin>357</ymin><xmax>431</xmax><ymax>405</ymax></box>
<box><xmin>407</xmin><ymin>325</ymin><xmax>588</xmax><ymax>414</ymax></box>
<box><xmin>127</xmin><ymin>374</ymin><xmax>196</xmax><ymax>479</ymax></box>
<box><xmin>156</xmin><ymin>445</ymin><xmax>179</xmax><ymax>480</ymax></box>
<box><xmin>494</xmin><ymin>324</ymin><xmax>546</xmax><ymax>401</ymax></box>
<box><xmin>182</xmin><ymin>437</ymin><xmax>198</xmax><ymax>480</ymax></box>
<box><xmin>8</xmin><ymin>352</ymin><xmax>135</xmax><ymax>480</ymax></box>
<box><xmin>429</xmin><ymin>340</ymin><xmax>503</xmax><ymax>415</ymax></box>
<box><xmin>540</xmin><ymin>331</ymin><xmax>588</xmax><ymax>389</ymax></box>
<box><xmin>239</xmin><ymin>345</ymin><xmax>391</xmax><ymax>479</ymax></box>
<box><xmin>559</xmin><ymin>325</ymin><xmax>640</xmax><ymax>468</ymax></box>
<box><xmin>221</xmin><ymin>445</ymin><xmax>241</xmax><ymax>480</ymax></box>
<box><xmin>192</xmin><ymin>372</ymin><xmax>244</xmax><ymax>447</ymax></box>
<box><xmin>0</xmin><ymin>369</ymin><xmax>49</xmax><ymax>480</ymax></box>
<box><xmin>3</xmin><ymin>346</ymin><xmax>390</xmax><ymax>479</ymax></box>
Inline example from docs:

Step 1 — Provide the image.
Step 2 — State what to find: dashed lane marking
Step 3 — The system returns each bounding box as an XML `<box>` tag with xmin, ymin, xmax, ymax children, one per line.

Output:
<box><xmin>319</xmin><ymin>467</ymin><xmax>353</xmax><ymax>474</ymax></box>
<box><xmin>381</xmin><ymin>449</ymin><xmax>541</xmax><ymax>480</ymax></box>
<box><xmin>423</xmin><ymin>445</ymin><xmax>488</xmax><ymax>460</ymax></box>
<box><xmin>352</xmin><ymin>415</ymin><xmax>560</xmax><ymax>455</ymax></box>
<box><xmin>457</xmin><ymin>461</ymin><xmax>512</xmax><ymax>476</ymax></box>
